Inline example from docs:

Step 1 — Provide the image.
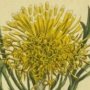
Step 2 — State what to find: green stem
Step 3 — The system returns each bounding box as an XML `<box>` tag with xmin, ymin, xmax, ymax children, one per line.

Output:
<box><xmin>15</xmin><ymin>71</ymin><xmax>27</xmax><ymax>90</ymax></box>
<box><xmin>50</xmin><ymin>74</ymin><xmax>60</xmax><ymax>90</ymax></box>
<box><xmin>0</xmin><ymin>28</ymin><xmax>4</xmax><ymax>90</ymax></box>
<box><xmin>68</xmin><ymin>82</ymin><xmax>78</xmax><ymax>90</ymax></box>
<box><xmin>0</xmin><ymin>72</ymin><xmax>3</xmax><ymax>90</ymax></box>
<box><xmin>2</xmin><ymin>68</ymin><xmax>14</xmax><ymax>90</ymax></box>
<box><xmin>55</xmin><ymin>76</ymin><xmax>63</xmax><ymax>90</ymax></box>
<box><xmin>29</xmin><ymin>73</ymin><xmax>36</xmax><ymax>85</ymax></box>
<box><xmin>76</xmin><ymin>62</ymin><xmax>90</xmax><ymax>77</ymax></box>
<box><xmin>27</xmin><ymin>74</ymin><xmax>30</xmax><ymax>90</ymax></box>
<box><xmin>55</xmin><ymin>74</ymin><xmax>67</xmax><ymax>90</ymax></box>
<box><xmin>68</xmin><ymin>75</ymin><xmax>79</xmax><ymax>90</ymax></box>
<box><xmin>7</xmin><ymin>68</ymin><xmax>23</xmax><ymax>90</ymax></box>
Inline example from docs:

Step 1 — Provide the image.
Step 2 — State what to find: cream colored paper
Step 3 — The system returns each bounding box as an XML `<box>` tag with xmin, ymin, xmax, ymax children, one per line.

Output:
<box><xmin>0</xmin><ymin>0</ymin><xmax>90</xmax><ymax>90</ymax></box>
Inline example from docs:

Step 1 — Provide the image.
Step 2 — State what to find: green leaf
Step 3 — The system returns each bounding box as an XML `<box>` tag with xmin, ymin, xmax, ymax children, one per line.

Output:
<box><xmin>80</xmin><ymin>22</ymin><xmax>86</xmax><ymax>39</ymax></box>
<box><xmin>81</xmin><ymin>7</ymin><xmax>90</xmax><ymax>44</ymax></box>
<box><xmin>76</xmin><ymin>62</ymin><xmax>90</xmax><ymax>77</ymax></box>
<box><xmin>0</xmin><ymin>28</ymin><xmax>4</xmax><ymax>90</ymax></box>
<box><xmin>86</xmin><ymin>7</ymin><xmax>90</xmax><ymax>35</ymax></box>
<box><xmin>50</xmin><ymin>74</ymin><xmax>60</xmax><ymax>90</ymax></box>
<box><xmin>78</xmin><ymin>71</ymin><xmax>90</xmax><ymax>82</ymax></box>
<box><xmin>2</xmin><ymin>68</ymin><xmax>14</xmax><ymax>90</ymax></box>
<box><xmin>56</xmin><ymin>74</ymin><xmax>68</xmax><ymax>90</ymax></box>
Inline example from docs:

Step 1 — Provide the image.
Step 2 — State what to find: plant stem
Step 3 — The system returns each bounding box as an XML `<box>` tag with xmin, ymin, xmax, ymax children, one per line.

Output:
<box><xmin>15</xmin><ymin>71</ymin><xmax>27</xmax><ymax>90</ymax></box>
<box><xmin>50</xmin><ymin>74</ymin><xmax>60</xmax><ymax>90</ymax></box>
<box><xmin>0</xmin><ymin>72</ymin><xmax>3</xmax><ymax>90</ymax></box>
<box><xmin>2</xmin><ymin>68</ymin><xmax>14</xmax><ymax>90</ymax></box>
<box><xmin>68</xmin><ymin>80</ymin><xmax>78</xmax><ymax>90</ymax></box>
<box><xmin>27</xmin><ymin>74</ymin><xmax>30</xmax><ymax>90</ymax></box>
<box><xmin>7</xmin><ymin>68</ymin><xmax>23</xmax><ymax>90</ymax></box>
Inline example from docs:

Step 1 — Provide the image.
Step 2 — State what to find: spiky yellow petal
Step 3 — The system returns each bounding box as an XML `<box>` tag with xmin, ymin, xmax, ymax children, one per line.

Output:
<box><xmin>3</xmin><ymin>2</ymin><xmax>89</xmax><ymax>83</ymax></box>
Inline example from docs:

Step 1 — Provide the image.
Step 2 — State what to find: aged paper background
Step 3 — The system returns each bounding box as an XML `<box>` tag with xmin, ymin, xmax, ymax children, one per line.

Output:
<box><xmin>0</xmin><ymin>0</ymin><xmax>90</xmax><ymax>90</ymax></box>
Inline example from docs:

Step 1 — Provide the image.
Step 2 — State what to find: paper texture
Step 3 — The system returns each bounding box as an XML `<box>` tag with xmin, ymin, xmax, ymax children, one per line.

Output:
<box><xmin>0</xmin><ymin>0</ymin><xmax>90</xmax><ymax>90</ymax></box>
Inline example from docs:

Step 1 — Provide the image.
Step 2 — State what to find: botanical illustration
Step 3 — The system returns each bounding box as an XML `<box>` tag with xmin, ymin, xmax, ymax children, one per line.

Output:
<box><xmin>0</xmin><ymin>1</ymin><xmax>90</xmax><ymax>90</ymax></box>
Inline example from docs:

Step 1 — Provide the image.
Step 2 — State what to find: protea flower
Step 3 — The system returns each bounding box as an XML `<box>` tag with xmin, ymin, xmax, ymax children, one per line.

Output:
<box><xmin>2</xmin><ymin>2</ymin><xmax>90</xmax><ymax>89</ymax></box>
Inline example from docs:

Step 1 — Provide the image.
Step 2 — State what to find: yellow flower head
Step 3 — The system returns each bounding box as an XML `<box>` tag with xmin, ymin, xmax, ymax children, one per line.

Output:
<box><xmin>3</xmin><ymin>2</ymin><xmax>89</xmax><ymax>82</ymax></box>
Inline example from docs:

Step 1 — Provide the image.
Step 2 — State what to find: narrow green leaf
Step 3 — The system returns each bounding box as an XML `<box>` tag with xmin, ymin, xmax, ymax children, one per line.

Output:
<box><xmin>27</xmin><ymin>74</ymin><xmax>30</xmax><ymax>90</ymax></box>
<box><xmin>86</xmin><ymin>7</ymin><xmax>90</xmax><ymax>34</ymax></box>
<box><xmin>76</xmin><ymin>62</ymin><xmax>90</xmax><ymax>77</ymax></box>
<box><xmin>80</xmin><ymin>22</ymin><xmax>86</xmax><ymax>39</ymax></box>
<box><xmin>78</xmin><ymin>71</ymin><xmax>90</xmax><ymax>82</ymax></box>
<box><xmin>50</xmin><ymin>74</ymin><xmax>60</xmax><ymax>90</ymax></box>
<box><xmin>2</xmin><ymin>68</ymin><xmax>14</xmax><ymax>90</ymax></box>
<box><xmin>81</xmin><ymin>7</ymin><xmax>90</xmax><ymax>44</ymax></box>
